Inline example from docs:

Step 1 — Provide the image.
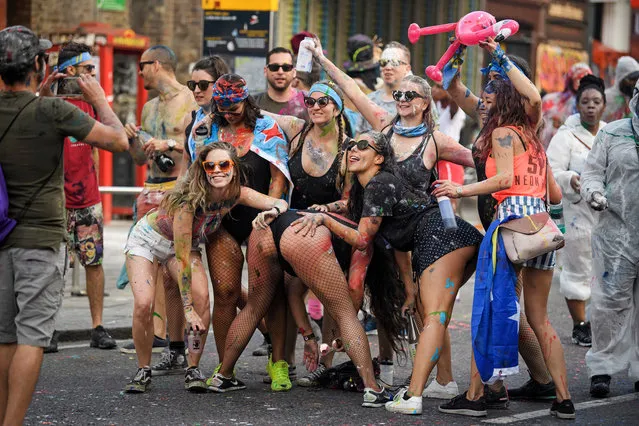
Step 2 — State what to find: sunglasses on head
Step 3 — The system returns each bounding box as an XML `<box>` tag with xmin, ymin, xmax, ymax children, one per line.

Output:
<box><xmin>304</xmin><ymin>96</ymin><xmax>331</xmax><ymax>109</ymax></box>
<box><xmin>267</xmin><ymin>63</ymin><xmax>294</xmax><ymax>72</ymax></box>
<box><xmin>392</xmin><ymin>90</ymin><xmax>424</xmax><ymax>102</ymax></box>
<box><xmin>379</xmin><ymin>58</ymin><xmax>407</xmax><ymax>68</ymax></box>
<box><xmin>347</xmin><ymin>139</ymin><xmax>382</xmax><ymax>154</ymax></box>
<box><xmin>202</xmin><ymin>160</ymin><xmax>235</xmax><ymax>174</ymax></box>
<box><xmin>187</xmin><ymin>80</ymin><xmax>215</xmax><ymax>91</ymax></box>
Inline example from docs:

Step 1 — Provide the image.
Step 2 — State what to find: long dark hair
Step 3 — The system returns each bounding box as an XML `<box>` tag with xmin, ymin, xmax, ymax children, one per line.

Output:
<box><xmin>475</xmin><ymin>79</ymin><xmax>543</xmax><ymax>162</ymax></box>
<box><xmin>193</xmin><ymin>56</ymin><xmax>230</xmax><ymax>81</ymax></box>
<box><xmin>211</xmin><ymin>74</ymin><xmax>263</xmax><ymax>130</ymax></box>
<box><xmin>348</xmin><ymin>131</ymin><xmax>406</xmax><ymax>352</ymax></box>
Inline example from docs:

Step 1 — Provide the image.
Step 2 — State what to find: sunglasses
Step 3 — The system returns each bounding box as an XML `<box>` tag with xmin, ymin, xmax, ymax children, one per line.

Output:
<box><xmin>138</xmin><ymin>61</ymin><xmax>156</xmax><ymax>72</ymax></box>
<box><xmin>213</xmin><ymin>109</ymin><xmax>243</xmax><ymax>117</ymax></box>
<box><xmin>379</xmin><ymin>59</ymin><xmax>407</xmax><ymax>68</ymax></box>
<box><xmin>304</xmin><ymin>96</ymin><xmax>331</xmax><ymax>109</ymax></box>
<box><xmin>267</xmin><ymin>63</ymin><xmax>294</xmax><ymax>72</ymax></box>
<box><xmin>202</xmin><ymin>160</ymin><xmax>235</xmax><ymax>174</ymax></box>
<box><xmin>347</xmin><ymin>139</ymin><xmax>381</xmax><ymax>154</ymax></box>
<box><xmin>76</xmin><ymin>64</ymin><xmax>96</xmax><ymax>73</ymax></box>
<box><xmin>187</xmin><ymin>80</ymin><xmax>215</xmax><ymax>91</ymax></box>
<box><xmin>392</xmin><ymin>90</ymin><xmax>424</xmax><ymax>102</ymax></box>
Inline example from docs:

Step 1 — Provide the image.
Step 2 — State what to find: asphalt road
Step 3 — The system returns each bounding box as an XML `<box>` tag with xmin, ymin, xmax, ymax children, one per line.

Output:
<box><xmin>27</xmin><ymin>271</ymin><xmax>639</xmax><ymax>425</ymax></box>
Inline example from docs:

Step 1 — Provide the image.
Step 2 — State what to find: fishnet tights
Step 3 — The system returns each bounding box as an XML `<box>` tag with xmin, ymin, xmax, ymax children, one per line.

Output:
<box><xmin>207</xmin><ymin>227</ymin><xmax>244</xmax><ymax>363</ymax></box>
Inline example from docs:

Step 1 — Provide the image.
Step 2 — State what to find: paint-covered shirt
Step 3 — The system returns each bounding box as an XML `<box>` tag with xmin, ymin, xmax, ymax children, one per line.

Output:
<box><xmin>63</xmin><ymin>98</ymin><xmax>101</xmax><ymax>209</ymax></box>
<box><xmin>254</xmin><ymin>89</ymin><xmax>309</xmax><ymax>121</ymax></box>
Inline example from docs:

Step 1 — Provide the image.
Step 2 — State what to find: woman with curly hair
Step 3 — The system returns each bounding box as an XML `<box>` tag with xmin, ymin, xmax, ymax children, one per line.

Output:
<box><xmin>122</xmin><ymin>143</ymin><xmax>287</xmax><ymax>394</ymax></box>
<box><xmin>434</xmin><ymin>77</ymin><xmax>574</xmax><ymax>419</ymax></box>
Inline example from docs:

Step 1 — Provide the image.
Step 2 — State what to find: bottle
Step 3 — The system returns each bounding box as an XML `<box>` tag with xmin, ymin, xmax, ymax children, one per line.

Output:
<box><xmin>187</xmin><ymin>328</ymin><xmax>202</xmax><ymax>354</ymax></box>
<box><xmin>379</xmin><ymin>360</ymin><xmax>394</xmax><ymax>386</ymax></box>
<box><xmin>137</xmin><ymin>130</ymin><xmax>153</xmax><ymax>144</ymax></box>
<box><xmin>549</xmin><ymin>202</ymin><xmax>566</xmax><ymax>234</ymax></box>
<box><xmin>296</xmin><ymin>37</ymin><xmax>314</xmax><ymax>72</ymax></box>
<box><xmin>435</xmin><ymin>186</ymin><xmax>458</xmax><ymax>230</ymax></box>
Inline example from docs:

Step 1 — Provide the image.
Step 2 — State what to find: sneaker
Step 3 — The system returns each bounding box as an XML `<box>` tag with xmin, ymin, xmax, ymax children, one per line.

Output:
<box><xmin>297</xmin><ymin>363</ymin><xmax>328</xmax><ymax>387</ymax></box>
<box><xmin>423</xmin><ymin>380</ymin><xmax>459</xmax><ymax>399</ymax></box>
<box><xmin>207</xmin><ymin>373</ymin><xmax>246</xmax><ymax>393</ymax></box>
<box><xmin>263</xmin><ymin>363</ymin><xmax>297</xmax><ymax>384</ymax></box>
<box><xmin>550</xmin><ymin>399</ymin><xmax>576</xmax><ymax>419</ymax></box>
<box><xmin>590</xmin><ymin>374</ymin><xmax>611</xmax><ymax>398</ymax></box>
<box><xmin>44</xmin><ymin>331</ymin><xmax>60</xmax><ymax>354</ymax></box>
<box><xmin>151</xmin><ymin>348</ymin><xmax>187</xmax><ymax>376</ymax></box>
<box><xmin>362</xmin><ymin>386</ymin><xmax>393</xmax><ymax>407</ymax></box>
<box><xmin>252</xmin><ymin>337</ymin><xmax>271</xmax><ymax>356</ymax></box>
<box><xmin>90</xmin><ymin>325</ymin><xmax>117</xmax><ymax>349</ymax></box>
<box><xmin>269</xmin><ymin>360</ymin><xmax>292</xmax><ymax>391</ymax></box>
<box><xmin>385</xmin><ymin>387</ymin><xmax>422</xmax><ymax>414</ymax></box>
<box><xmin>362</xmin><ymin>314</ymin><xmax>378</xmax><ymax>335</ymax></box>
<box><xmin>508</xmin><ymin>374</ymin><xmax>556</xmax><ymax>400</ymax></box>
<box><xmin>124</xmin><ymin>367</ymin><xmax>152</xmax><ymax>393</ymax></box>
<box><xmin>438</xmin><ymin>392</ymin><xmax>488</xmax><ymax>417</ymax></box>
<box><xmin>572</xmin><ymin>322</ymin><xmax>592</xmax><ymax>347</ymax></box>
<box><xmin>119</xmin><ymin>335</ymin><xmax>169</xmax><ymax>354</ymax></box>
<box><xmin>184</xmin><ymin>366</ymin><xmax>208</xmax><ymax>393</ymax></box>
<box><xmin>484</xmin><ymin>384</ymin><xmax>509</xmax><ymax>409</ymax></box>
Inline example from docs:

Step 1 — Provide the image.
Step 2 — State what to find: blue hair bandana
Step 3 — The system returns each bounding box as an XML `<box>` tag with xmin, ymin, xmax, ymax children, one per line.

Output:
<box><xmin>54</xmin><ymin>51</ymin><xmax>92</xmax><ymax>72</ymax></box>
<box><xmin>212</xmin><ymin>76</ymin><xmax>250</xmax><ymax>108</ymax></box>
<box><xmin>309</xmin><ymin>83</ymin><xmax>343</xmax><ymax>112</ymax></box>
<box><xmin>480</xmin><ymin>45</ymin><xmax>524</xmax><ymax>80</ymax></box>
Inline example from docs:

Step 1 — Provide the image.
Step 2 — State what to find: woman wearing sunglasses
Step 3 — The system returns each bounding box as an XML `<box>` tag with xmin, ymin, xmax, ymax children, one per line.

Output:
<box><xmin>308</xmin><ymin>37</ymin><xmax>478</xmax><ymax>402</ymax></box>
<box><xmin>292</xmin><ymin>131</ymin><xmax>482</xmax><ymax>414</ymax></box>
<box><xmin>181</xmin><ymin>74</ymin><xmax>292</xmax><ymax>373</ymax></box>
<box><xmin>123</xmin><ymin>143</ymin><xmax>287</xmax><ymax>394</ymax></box>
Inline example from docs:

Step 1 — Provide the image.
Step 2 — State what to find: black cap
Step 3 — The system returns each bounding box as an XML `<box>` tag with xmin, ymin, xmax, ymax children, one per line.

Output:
<box><xmin>343</xmin><ymin>34</ymin><xmax>378</xmax><ymax>72</ymax></box>
<box><xmin>0</xmin><ymin>26</ymin><xmax>52</xmax><ymax>69</ymax></box>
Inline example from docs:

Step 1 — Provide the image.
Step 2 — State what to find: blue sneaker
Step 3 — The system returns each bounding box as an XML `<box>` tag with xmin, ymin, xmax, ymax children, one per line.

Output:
<box><xmin>362</xmin><ymin>314</ymin><xmax>377</xmax><ymax>335</ymax></box>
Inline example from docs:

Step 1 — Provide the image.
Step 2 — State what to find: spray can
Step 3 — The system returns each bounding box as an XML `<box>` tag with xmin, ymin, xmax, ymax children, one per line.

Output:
<box><xmin>187</xmin><ymin>328</ymin><xmax>202</xmax><ymax>354</ymax></box>
<box><xmin>296</xmin><ymin>37</ymin><xmax>314</xmax><ymax>72</ymax></box>
<box><xmin>435</xmin><ymin>187</ymin><xmax>458</xmax><ymax>231</ymax></box>
<box><xmin>549</xmin><ymin>202</ymin><xmax>566</xmax><ymax>234</ymax></box>
<box><xmin>379</xmin><ymin>359</ymin><xmax>394</xmax><ymax>386</ymax></box>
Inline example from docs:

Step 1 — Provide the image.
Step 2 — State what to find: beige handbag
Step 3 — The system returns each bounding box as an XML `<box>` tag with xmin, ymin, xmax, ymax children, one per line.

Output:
<box><xmin>499</xmin><ymin>163</ymin><xmax>565</xmax><ymax>264</ymax></box>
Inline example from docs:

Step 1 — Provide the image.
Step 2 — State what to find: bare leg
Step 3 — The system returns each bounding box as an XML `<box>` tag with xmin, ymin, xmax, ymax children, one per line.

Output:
<box><xmin>162</xmin><ymin>267</ymin><xmax>185</xmax><ymax>344</ymax></box>
<box><xmin>0</xmin><ymin>343</ymin><xmax>17</xmax><ymax>424</ymax></box>
<box><xmin>127</xmin><ymin>255</ymin><xmax>158</xmax><ymax>368</ymax></box>
<box><xmin>565</xmin><ymin>299</ymin><xmax>586</xmax><ymax>324</ymax></box>
<box><xmin>153</xmin><ymin>275</ymin><xmax>167</xmax><ymax>339</ymax></box>
<box><xmin>85</xmin><ymin>265</ymin><xmax>105</xmax><ymax>328</ymax></box>
<box><xmin>1</xmin><ymin>344</ymin><xmax>43</xmax><ymax>426</ymax></box>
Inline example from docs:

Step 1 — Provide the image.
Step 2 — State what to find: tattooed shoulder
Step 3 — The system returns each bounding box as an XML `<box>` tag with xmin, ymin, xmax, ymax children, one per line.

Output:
<box><xmin>496</xmin><ymin>132</ymin><xmax>513</xmax><ymax>148</ymax></box>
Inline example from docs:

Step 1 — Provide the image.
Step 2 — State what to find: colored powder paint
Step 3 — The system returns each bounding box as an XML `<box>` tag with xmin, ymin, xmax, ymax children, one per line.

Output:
<box><xmin>439</xmin><ymin>312</ymin><xmax>447</xmax><ymax>325</ymax></box>
<box><xmin>430</xmin><ymin>347</ymin><xmax>441</xmax><ymax>362</ymax></box>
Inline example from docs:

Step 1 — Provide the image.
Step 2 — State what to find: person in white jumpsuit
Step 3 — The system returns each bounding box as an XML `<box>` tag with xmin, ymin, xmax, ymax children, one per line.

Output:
<box><xmin>580</xmin><ymin>78</ymin><xmax>639</xmax><ymax>398</ymax></box>
<box><xmin>547</xmin><ymin>75</ymin><xmax>606</xmax><ymax>347</ymax></box>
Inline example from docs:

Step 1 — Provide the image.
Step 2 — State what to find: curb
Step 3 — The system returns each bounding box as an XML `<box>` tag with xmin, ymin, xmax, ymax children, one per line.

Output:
<box><xmin>58</xmin><ymin>326</ymin><xmax>132</xmax><ymax>343</ymax></box>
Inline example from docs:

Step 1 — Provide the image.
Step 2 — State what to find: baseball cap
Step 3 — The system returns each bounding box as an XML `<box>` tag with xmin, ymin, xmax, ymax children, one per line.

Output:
<box><xmin>290</xmin><ymin>31</ymin><xmax>315</xmax><ymax>55</ymax></box>
<box><xmin>0</xmin><ymin>26</ymin><xmax>52</xmax><ymax>68</ymax></box>
<box><xmin>343</xmin><ymin>34</ymin><xmax>378</xmax><ymax>72</ymax></box>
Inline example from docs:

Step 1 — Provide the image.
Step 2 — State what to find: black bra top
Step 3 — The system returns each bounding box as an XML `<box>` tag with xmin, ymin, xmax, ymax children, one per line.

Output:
<box><xmin>394</xmin><ymin>132</ymin><xmax>436</xmax><ymax>201</ymax></box>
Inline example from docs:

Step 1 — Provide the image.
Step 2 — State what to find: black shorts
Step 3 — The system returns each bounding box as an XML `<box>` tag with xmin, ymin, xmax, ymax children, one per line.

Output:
<box><xmin>270</xmin><ymin>210</ymin><xmax>354</xmax><ymax>276</ymax></box>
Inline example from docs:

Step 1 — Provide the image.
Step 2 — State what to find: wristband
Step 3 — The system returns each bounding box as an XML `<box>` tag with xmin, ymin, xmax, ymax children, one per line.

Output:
<box><xmin>273</xmin><ymin>205</ymin><xmax>282</xmax><ymax>215</ymax></box>
<box><xmin>303</xmin><ymin>332</ymin><xmax>318</xmax><ymax>342</ymax></box>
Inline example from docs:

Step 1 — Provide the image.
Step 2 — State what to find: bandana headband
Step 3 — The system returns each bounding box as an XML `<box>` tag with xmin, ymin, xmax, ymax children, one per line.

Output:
<box><xmin>309</xmin><ymin>83</ymin><xmax>343</xmax><ymax>112</ymax></box>
<box><xmin>212</xmin><ymin>77</ymin><xmax>250</xmax><ymax>108</ymax></box>
<box><xmin>54</xmin><ymin>51</ymin><xmax>92</xmax><ymax>72</ymax></box>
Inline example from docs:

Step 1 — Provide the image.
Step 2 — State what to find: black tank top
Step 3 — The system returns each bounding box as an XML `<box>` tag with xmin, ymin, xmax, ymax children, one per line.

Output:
<box><xmin>472</xmin><ymin>139</ymin><xmax>497</xmax><ymax>231</ymax></box>
<box><xmin>222</xmin><ymin>149</ymin><xmax>271</xmax><ymax>243</ymax></box>
<box><xmin>288</xmin><ymin>138</ymin><xmax>344</xmax><ymax>209</ymax></box>
<box><xmin>394</xmin><ymin>132</ymin><xmax>436</xmax><ymax>202</ymax></box>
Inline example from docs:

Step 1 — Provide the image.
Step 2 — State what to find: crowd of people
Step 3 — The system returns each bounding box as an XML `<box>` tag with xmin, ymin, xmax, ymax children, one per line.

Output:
<box><xmin>1</xmin><ymin>23</ymin><xmax>639</xmax><ymax>425</ymax></box>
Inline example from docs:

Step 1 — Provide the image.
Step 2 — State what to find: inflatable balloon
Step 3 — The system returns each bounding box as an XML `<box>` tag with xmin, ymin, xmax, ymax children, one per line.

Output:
<box><xmin>408</xmin><ymin>11</ymin><xmax>519</xmax><ymax>83</ymax></box>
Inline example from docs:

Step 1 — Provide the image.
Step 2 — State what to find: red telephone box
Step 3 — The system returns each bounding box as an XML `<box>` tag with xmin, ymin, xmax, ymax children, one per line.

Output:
<box><xmin>46</xmin><ymin>22</ymin><xmax>149</xmax><ymax>223</ymax></box>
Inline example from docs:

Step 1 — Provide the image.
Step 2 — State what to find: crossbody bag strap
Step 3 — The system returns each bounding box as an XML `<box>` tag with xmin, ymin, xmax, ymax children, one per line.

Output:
<box><xmin>569</xmin><ymin>131</ymin><xmax>592</xmax><ymax>151</ymax></box>
<box><xmin>0</xmin><ymin>96</ymin><xmax>38</xmax><ymax>146</ymax></box>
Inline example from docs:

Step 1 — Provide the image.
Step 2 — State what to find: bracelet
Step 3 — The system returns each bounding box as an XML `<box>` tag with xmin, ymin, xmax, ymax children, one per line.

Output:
<box><xmin>303</xmin><ymin>332</ymin><xmax>318</xmax><ymax>342</ymax></box>
<box><xmin>273</xmin><ymin>205</ymin><xmax>281</xmax><ymax>215</ymax></box>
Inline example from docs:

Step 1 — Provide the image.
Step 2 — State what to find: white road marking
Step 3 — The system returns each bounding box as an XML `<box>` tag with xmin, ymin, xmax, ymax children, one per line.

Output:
<box><xmin>483</xmin><ymin>393</ymin><xmax>639</xmax><ymax>424</ymax></box>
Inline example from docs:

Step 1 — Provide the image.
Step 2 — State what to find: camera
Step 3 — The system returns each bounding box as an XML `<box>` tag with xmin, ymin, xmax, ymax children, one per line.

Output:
<box><xmin>154</xmin><ymin>154</ymin><xmax>175</xmax><ymax>172</ymax></box>
<box><xmin>54</xmin><ymin>77</ymin><xmax>83</xmax><ymax>97</ymax></box>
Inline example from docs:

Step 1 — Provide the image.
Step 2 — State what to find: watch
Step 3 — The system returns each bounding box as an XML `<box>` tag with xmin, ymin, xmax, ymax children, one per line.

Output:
<box><xmin>167</xmin><ymin>140</ymin><xmax>176</xmax><ymax>151</ymax></box>
<box><xmin>456</xmin><ymin>186</ymin><xmax>463</xmax><ymax>197</ymax></box>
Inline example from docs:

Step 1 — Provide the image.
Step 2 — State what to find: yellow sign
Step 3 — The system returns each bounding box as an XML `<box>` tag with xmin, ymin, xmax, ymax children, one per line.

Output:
<box><xmin>202</xmin><ymin>0</ymin><xmax>278</xmax><ymax>11</ymax></box>
<box><xmin>536</xmin><ymin>43</ymin><xmax>589</xmax><ymax>93</ymax></box>
<box><xmin>113</xmin><ymin>36</ymin><xmax>147</xmax><ymax>49</ymax></box>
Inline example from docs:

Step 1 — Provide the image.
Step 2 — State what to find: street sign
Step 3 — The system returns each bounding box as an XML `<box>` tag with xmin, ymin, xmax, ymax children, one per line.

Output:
<box><xmin>97</xmin><ymin>0</ymin><xmax>126</xmax><ymax>12</ymax></box>
<box><xmin>202</xmin><ymin>10</ymin><xmax>270</xmax><ymax>56</ymax></box>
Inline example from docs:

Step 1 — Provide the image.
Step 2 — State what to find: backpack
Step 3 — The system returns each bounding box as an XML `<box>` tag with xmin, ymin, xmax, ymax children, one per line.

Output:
<box><xmin>317</xmin><ymin>358</ymin><xmax>381</xmax><ymax>392</ymax></box>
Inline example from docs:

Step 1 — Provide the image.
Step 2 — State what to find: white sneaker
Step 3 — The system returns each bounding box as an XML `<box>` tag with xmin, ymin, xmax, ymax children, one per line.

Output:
<box><xmin>423</xmin><ymin>379</ymin><xmax>459</xmax><ymax>399</ymax></box>
<box><xmin>385</xmin><ymin>387</ymin><xmax>422</xmax><ymax>415</ymax></box>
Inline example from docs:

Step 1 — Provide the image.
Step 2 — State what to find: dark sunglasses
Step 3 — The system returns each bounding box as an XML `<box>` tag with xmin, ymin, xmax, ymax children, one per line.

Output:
<box><xmin>379</xmin><ymin>58</ymin><xmax>407</xmax><ymax>68</ymax></box>
<box><xmin>392</xmin><ymin>90</ymin><xmax>424</xmax><ymax>102</ymax></box>
<box><xmin>213</xmin><ymin>109</ymin><xmax>243</xmax><ymax>117</ymax></box>
<box><xmin>267</xmin><ymin>63</ymin><xmax>294</xmax><ymax>72</ymax></box>
<box><xmin>187</xmin><ymin>80</ymin><xmax>215</xmax><ymax>91</ymax></box>
<box><xmin>202</xmin><ymin>160</ymin><xmax>235</xmax><ymax>174</ymax></box>
<box><xmin>304</xmin><ymin>96</ymin><xmax>331</xmax><ymax>109</ymax></box>
<box><xmin>76</xmin><ymin>64</ymin><xmax>96</xmax><ymax>73</ymax></box>
<box><xmin>347</xmin><ymin>139</ymin><xmax>381</xmax><ymax>154</ymax></box>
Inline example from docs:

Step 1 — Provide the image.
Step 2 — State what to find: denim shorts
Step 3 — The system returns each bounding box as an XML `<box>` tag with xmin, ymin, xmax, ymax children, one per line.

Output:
<box><xmin>497</xmin><ymin>196</ymin><xmax>556</xmax><ymax>270</ymax></box>
<box><xmin>124</xmin><ymin>216</ymin><xmax>175</xmax><ymax>263</ymax></box>
<box><xmin>0</xmin><ymin>244</ymin><xmax>66</xmax><ymax>347</ymax></box>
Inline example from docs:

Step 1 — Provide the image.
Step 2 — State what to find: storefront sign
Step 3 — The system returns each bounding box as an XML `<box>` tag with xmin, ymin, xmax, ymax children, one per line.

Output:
<box><xmin>548</xmin><ymin>3</ymin><xmax>584</xmax><ymax>22</ymax></box>
<box><xmin>202</xmin><ymin>10</ymin><xmax>270</xmax><ymax>56</ymax></box>
<box><xmin>97</xmin><ymin>0</ymin><xmax>126</xmax><ymax>12</ymax></box>
<box><xmin>536</xmin><ymin>43</ymin><xmax>589</xmax><ymax>93</ymax></box>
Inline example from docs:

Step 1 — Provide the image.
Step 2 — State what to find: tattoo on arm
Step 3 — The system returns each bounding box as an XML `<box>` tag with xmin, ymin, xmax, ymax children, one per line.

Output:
<box><xmin>497</xmin><ymin>134</ymin><xmax>513</xmax><ymax>148</ymax></box>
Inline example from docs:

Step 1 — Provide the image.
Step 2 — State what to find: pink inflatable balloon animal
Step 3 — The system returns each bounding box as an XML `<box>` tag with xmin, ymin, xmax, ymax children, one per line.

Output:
<box><xmin>407</xmin><ymin>11</ymin><xmax>519</xmax><ymax>83</ymax></box>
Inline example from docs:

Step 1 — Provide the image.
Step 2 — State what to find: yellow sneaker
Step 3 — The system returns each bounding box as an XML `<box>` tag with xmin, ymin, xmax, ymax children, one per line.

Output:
<box><xmin>269</xmin><ymin>360</ymin><xmax>292</xmax><ymax>392</ymax></box>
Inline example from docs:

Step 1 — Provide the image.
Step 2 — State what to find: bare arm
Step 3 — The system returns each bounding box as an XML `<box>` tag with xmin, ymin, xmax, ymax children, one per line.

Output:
<box><xmin>237</xmin><ymin>186</ymin><xmax>288</xmax><ymax>213</ymax></box>
<box><xmin>447</xmin><ymin>74</ymin><xmax>481</xmax><ymax>120</ymax></box>
<box><xmin>309</xmin><ymin>37</ymin><xmax>393</xmax><ymax>131</ymax></box>
<box><xmin>78</xmin><ymin>74</ymin><xmax>128</xmax><ymax>152</ymax></box>
<box><xmin>261</xmin><ymin>110</ymin><xmax>306</xmax><ymax>142</ymax></box>
<box><xmin>294</xmin><ymin>212</ymin><xmax>381</xmax><ymax>251</ymax></box>
<box><xmin>433</xmin><ymin>130</ymin><xmax>474</xmax><ymax>167</ymax></box>
<box><xmin>268</xmin><ymin>165</ymin><xmax>288</xmax><ymax>199</ymax></box>
<box><xmin>126</xmin><ymin>104</ymin><xmax>149</xmax><ymax>166</ymax></box>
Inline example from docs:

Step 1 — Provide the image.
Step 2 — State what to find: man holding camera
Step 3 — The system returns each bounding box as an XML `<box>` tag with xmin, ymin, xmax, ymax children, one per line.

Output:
<box><xmin>124</xmin><ymin>45</ymin><xmax>197</xmax><ymax>373</ymax></box>
<box><xmin>0</xmin><ymin>26</ymin><xmax>128</xmax><ymax>425</ymax></box>
<box><xmin>41</xmin><ymin>42</ymin><xmax>117</xmax><ymax>353</ymax></box>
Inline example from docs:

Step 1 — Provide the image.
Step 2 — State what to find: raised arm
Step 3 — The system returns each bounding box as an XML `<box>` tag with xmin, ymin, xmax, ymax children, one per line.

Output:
<box><xmin>447</xmin><ymin>74</ymin><xmax>481</xmax><ymax>120</ymax></box>
<box><xmin>308</xmin><ymin>37</ymin><xmax>393</xmax><ymax>131</ymax></box>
